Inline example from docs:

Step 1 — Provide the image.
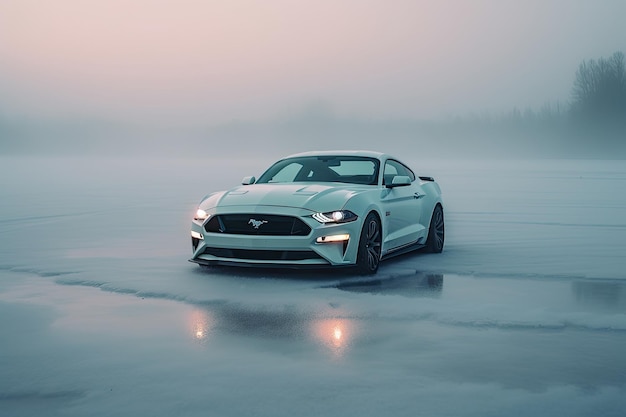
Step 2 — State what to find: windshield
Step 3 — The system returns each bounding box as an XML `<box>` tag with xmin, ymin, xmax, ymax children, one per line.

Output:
<box><xmin>256</xmin><ymin>156</ymin><xmax>380</xmax><ymax>185</ymax></box>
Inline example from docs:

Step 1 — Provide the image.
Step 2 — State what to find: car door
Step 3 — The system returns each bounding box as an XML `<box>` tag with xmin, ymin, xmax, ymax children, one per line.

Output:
<box><xmin>380</xmin><ymin>160</ymin><xmax>424</xmax><ymax>250</ymax></box>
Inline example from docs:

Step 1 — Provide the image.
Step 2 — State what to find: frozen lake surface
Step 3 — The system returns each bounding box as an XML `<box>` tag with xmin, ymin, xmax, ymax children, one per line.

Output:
<box><xmin>1</xmin><ymin>155</ymin><xmax>625</xmax><ymax>416</ymax></box>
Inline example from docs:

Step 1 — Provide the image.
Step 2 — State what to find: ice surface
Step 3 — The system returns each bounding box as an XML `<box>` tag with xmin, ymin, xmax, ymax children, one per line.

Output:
<box><xmin>1</xmin><ymin>155</ymin><xmax>625</xmax><ymax>416</ymax></box>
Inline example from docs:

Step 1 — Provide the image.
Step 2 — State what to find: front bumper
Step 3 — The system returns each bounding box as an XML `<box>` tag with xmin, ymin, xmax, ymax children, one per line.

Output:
<box><xmin>189</xmin><ymin>206</ymin><xmax>363</xmax><ymax>268</ymax></box>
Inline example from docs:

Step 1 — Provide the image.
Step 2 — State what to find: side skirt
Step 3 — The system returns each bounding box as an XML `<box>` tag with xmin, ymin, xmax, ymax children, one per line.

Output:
<box><xmin>381</xmin><ymin>241</ymin><xmax>426</xmax><ymax>261</ymax></box>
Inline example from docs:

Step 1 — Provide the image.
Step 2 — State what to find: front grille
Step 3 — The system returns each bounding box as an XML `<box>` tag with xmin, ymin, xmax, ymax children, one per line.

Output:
<box><xmin>203</xmin><ymin>247</ymin><xmax>322</xmax><ymax>261</ymax></box>
<box><xmin>204</xmin><ymin>214</ymin><xmax>311</xmax><ymax>236</ymax></box>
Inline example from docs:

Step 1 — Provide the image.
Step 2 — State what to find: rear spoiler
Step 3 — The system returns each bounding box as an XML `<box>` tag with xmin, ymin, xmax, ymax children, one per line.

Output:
<box><xmin>419</xmin><ymin>176</ymin><xmax>435</xmax><ymax>182</ymax></box>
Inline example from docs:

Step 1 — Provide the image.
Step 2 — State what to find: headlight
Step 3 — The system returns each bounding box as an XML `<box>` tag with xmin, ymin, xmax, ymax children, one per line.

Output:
<box><xmin>312</xmin><ymin>210</ymin><xmax>358</xmax><ymax>224</ymax></box>
<box><xmin>194</xmin><ymin>209</ymin><xmax>209</xmax><ymax>221</ymax></box>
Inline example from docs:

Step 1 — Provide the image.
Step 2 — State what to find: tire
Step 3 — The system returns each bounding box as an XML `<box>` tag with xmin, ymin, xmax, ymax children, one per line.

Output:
<box><xmin>425</xmin><ymin>204</ymin><xmax>444</xmax><ymax>253</ymax></box>
<box><xmin>356</xmin><ymin>213</ymin><xmax>382</xmax><ymax>275</ymax></box>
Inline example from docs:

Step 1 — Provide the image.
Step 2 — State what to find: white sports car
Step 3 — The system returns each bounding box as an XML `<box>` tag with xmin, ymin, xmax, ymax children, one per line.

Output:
<box><xmin>190</xmin><ymin>150</ymin><xmax>444</xmax><ymax>274</ymax></box>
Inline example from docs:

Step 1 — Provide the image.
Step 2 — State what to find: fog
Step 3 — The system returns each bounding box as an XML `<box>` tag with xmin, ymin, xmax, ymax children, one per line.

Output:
<box><xmin>1</xmin><ymin>0</ymin><xmax>625</xmax><ymax>158</ymax></box>
<box><xmin>3</xmin><ymin>4</ymin><xmax>626</xmax><ymax>415</ymax></box>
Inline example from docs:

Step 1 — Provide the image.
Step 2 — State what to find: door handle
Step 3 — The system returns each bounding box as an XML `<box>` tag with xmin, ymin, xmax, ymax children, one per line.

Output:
<box><xmin>414</xmin><ymin>192</ymin><xmax>424</xmax><ymax>199</ymax></box>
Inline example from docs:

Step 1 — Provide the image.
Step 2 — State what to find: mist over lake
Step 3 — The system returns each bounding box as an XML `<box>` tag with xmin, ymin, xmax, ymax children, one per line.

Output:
<box><xmin>2</xmin><ymin>1</ymin><xmax>626</xmax><ymax>416</ymax></box>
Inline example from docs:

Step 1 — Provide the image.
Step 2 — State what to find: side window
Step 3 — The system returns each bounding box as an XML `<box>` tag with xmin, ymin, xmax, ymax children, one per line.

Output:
<box><xmin>383</xmin><ymin>162</ymin><xmax>398</xmax><ymax>186</ymax></box>
<box><xmin>383</xmin><ymin>160</ymin><xmax>415</xmax><ymax>185</ymax></box>
<box><xmin>401</xmin><ymin>162</ymin><xmax>416</xmax><ymax>181</ymax></box>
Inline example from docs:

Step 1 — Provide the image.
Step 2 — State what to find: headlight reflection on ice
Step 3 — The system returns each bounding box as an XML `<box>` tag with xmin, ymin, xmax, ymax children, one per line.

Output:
<box><xmin>187</xmin><ymin>309</ymin><xmax>214</xmax><ymax>342</ymax></box>
<box><xmin>312</xmin><ymin>318</ymin><xmax>354</xmax><ymax>358</ymax></box>
<box><xmin>333</xmin><ymin>327</ymin><xmax>342</xmax><ymax>340</ymax></box>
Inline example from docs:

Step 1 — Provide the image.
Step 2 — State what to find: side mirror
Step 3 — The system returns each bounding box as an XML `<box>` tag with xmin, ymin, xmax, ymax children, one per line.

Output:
<box><xmin>241</xmin><ymin>176</ymin><xmax>256</xmax><ymax>185</ymax></box>
<box><xmin>387</xmin><ymin>175</ymin><xmax>411</xmax><ymax>188</ymax></box>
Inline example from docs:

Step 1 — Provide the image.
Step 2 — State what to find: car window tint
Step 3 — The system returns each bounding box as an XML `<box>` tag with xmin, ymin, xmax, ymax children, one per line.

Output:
<box><xmin>330</xmin><ymin>160</ymin><xmax>376</xmax><ymax>177</ymax></box>
<box><xmin>268</xmin><ymin>162</ymin><xmax>303</xmax><ymax>183</ymax></box>
<box><xmin>383</xmin><ymin>160</ymin><xmax>415</xmax><ymax>185</ymax></box>
<box><xmin>257</xmin><ymin>156</ymin><xmax>379</xmax><ymax>185</ymax></box>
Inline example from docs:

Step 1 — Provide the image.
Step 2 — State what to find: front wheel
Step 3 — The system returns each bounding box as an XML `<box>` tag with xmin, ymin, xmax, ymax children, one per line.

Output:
<box><xmin>356</xmin><ymin>213</ymin><xmax>382</xmax><ymax>275</ymax></box>
<box><xmin>425</xmin><ymin>205</ymin><xmax>444</xmax><ymax>253</ymax></box>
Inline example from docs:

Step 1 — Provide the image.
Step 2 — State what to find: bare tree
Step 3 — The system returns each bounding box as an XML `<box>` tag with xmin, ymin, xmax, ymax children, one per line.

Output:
<box><xmin>571</xmin><ymin>51</ymin><xmax>626</xmax><ymax>122</ymax></box>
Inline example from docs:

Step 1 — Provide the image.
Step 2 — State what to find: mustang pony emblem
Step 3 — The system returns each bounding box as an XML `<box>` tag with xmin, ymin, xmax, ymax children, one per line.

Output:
<box><xmin>248</xmin><ymin>218</ymin><xmax>269</xmax><ymax>229</ymax></box>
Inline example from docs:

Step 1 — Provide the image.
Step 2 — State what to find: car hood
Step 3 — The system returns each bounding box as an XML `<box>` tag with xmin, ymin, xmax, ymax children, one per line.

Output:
<box><xmin>200</xmin><ymin>183</ymin><xmax>370</xmax><ymax>212</ymax></box>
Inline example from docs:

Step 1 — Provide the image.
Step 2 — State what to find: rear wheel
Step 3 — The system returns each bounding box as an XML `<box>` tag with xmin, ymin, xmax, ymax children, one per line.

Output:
<box><xmin>356</xmin><ymin>213</ymin><xmax>382</xmax><ymax>275</ymax></box>
<box><xmin>425</xmin><ymin>204</ymin><xmax>444</xmax><ymax>253</ymax></box>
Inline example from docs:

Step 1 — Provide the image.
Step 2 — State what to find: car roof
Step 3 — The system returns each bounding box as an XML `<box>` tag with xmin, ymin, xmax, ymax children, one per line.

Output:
<box><xmin>284</xmin><ymin>150</ymin><xmax>391</xmax><ymax>160</ymax></box>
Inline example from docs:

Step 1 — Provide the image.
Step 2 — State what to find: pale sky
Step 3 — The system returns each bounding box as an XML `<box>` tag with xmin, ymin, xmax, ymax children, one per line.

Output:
<box><xmin>1</xmin><ymin>0</ymin><xmax>625</xmax><ymax>125</ymax></box>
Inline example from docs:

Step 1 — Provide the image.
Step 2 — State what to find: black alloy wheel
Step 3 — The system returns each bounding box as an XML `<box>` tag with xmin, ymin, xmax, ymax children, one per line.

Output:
<box><xmin>356</xmin><ymin>213</ymin><xmax>382</xmax><ymax>275</ymax></box>
<box><xmin>425</xmin><ymin>204</ymin><xmax>445</xmax><ymax>253</ymax></box>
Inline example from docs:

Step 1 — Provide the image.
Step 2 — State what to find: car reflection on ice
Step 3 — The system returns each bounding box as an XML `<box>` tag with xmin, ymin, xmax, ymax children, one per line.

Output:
<box><xmin>186</xmin><ymin>306</ymin><xmax>355</xmax><ymax>358</ymax></box>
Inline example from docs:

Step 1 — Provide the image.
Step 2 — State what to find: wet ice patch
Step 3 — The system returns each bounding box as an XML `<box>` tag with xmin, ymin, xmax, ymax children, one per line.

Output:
<box><xmin>331</xmin><ymin>271</ymin><xmax>444</xmax><ymax>297</ymax></box>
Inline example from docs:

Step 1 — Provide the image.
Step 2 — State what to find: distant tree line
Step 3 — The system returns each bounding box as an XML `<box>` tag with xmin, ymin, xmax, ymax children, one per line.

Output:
<box><xmin>570</xmin><ymin>51</ymin><xmax>626</xmax><ymax>126</ymax></box>
<box><xmin>450</xmin><ymin>50</ymin><xmax>626</xmax><ymax>155</ymax></box>
<box><xmin>487</xmin><ymin>51</ymin><xmax>626</xmax><ymax>126</ymax></box>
